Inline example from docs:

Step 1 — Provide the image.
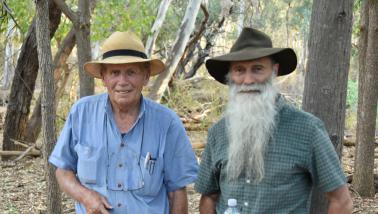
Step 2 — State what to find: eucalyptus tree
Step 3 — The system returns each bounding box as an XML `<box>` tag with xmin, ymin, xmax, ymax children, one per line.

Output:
<box><xmin>175</xmin><ymin>0</ymin><xmax>235</xmax><ymax>79</ymax></box>
<box><xmin>23</xmin><ymin>0</ymin><xmax>99</xmax><ymax>144</ymax></box>
<box><xmin>1</xmin><ymin>19</ymin><xmax>16</xmax><ymax>90</ymax></box>
<box><xmin>0</xmin><ymin>0</ymin><xmax>34</xmax><ymax>90</ymax></box>
<box><xmin>145</xmin><ymin>0</ymin><xmax>172</xmax><ymax>58</ymax></box>
<box><xmin>35</xmin><ymin>0</ymin><xmax>62</xmax><ymax>212</ymax></box>
<box><xmin>353</xmin><ymin>0</ymin><xmax>378</xmax><ymax>197</ymax></box>
<box><xmin>24</xmin><ymin>28</ymin><xmax>76</xmax><ymax>144</ymax></box>
<box><xmin>148</xmin><ymin>0</ymin><xmax>202</xmax><ymax>102</ymax></box>
<box><xmin>53</xmin><ymin>0</ymin><xmax>94</xmax><ymax>98</ymax></box>
<box><xmin>2</xmin><ymin>0</ymin><xmax>61</xmax><ymax>158</ymax></box>
<box><xmin>302</xmin><ymin>0</ymin><xmax>354</xmax><ymax>213</ymax></box>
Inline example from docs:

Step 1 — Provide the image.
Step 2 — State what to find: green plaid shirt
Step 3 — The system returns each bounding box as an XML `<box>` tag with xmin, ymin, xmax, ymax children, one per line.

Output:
<box><xmin>195</xmin><ymin>95</ymin><xmax>346</xmax><ymax>213</ymax></box>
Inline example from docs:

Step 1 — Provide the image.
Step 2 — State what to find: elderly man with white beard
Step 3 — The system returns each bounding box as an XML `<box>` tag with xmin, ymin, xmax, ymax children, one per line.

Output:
<box><xmin>195</xmin><ymin>28</ymin><xmax>352</xmax><ymax>214</ymax></box>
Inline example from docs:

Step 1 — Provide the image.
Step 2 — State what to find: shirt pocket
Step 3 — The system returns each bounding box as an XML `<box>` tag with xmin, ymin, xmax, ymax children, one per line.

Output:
<box><xmin>135</xmin><ymin>155</ymin><xmax>164</xmax><ymax>197</ymax></box>
<box><xmin>265</xmin><ymin>157</ymin><xmax>299</xmax><ymax>187</ymax></box>
<box><xmin>75</xmin><ymin>144</ymin><xmax>100</xmax><ymax>184</ymax></box>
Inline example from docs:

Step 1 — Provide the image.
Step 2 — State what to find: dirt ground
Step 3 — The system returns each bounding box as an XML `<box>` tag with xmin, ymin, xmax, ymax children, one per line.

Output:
<box><xmin>0</xmin><ymin>133</ymin><xmax>377</xmax><ymax>213</ymax></box>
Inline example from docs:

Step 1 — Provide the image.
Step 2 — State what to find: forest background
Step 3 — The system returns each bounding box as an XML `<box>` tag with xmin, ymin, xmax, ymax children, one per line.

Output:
<box><xmin>0</xmin><ymin>0</ymin><xmax>377</xmax><ymax>213</ymax></box>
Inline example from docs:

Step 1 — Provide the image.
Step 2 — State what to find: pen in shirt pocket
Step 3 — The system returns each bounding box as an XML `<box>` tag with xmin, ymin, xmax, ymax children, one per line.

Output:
<box><xmin>144</xmin><ymin>152</ymin><xmax>151</xmax><ymax>169</ymax></box>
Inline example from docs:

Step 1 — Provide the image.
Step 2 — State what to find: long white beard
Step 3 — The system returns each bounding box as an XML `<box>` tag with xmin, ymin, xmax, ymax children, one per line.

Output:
<box><xmin>225</xmin><ymin>75</ymin><xmax>278</xmax><ymax>182</ymax></box>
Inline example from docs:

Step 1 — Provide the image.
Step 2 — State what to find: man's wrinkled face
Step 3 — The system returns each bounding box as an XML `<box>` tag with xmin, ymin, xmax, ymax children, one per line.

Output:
<box><xmin>102</xmin><ymin>63</ymin><xmax>150</xmax><ymax>108</ymax></box>
<box><xmin>229</xmin><ymin>57</ymin><xmax>278</xmax><ymax>89</ymax></box>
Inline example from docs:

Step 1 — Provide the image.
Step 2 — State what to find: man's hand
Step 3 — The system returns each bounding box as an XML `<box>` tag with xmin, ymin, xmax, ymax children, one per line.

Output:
<box><xmin>82</xmin><ymin>188</ymin><xmax>112</xmax><ymax>214</ymax></box>
<box><xmin>55</xmin><ymin>168</ymin><xmax>112</xmax><ymax>214</ymax></box>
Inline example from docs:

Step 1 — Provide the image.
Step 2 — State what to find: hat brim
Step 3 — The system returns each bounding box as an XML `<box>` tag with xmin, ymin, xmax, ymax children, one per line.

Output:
<box><xmin>205</xmin><ymin>48</ymin><xmax>297</xmax><ymax>84</ymax></box>
<box><xmin>84</xmin><ymin>56</ymin><xmax>165</xmax><ymax>79</ymax></box>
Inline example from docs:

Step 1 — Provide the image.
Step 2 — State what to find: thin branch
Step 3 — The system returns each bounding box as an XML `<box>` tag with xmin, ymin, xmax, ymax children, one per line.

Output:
<box><xmin>12</xmin><ymin>140</ymin><xmax>30</xmax><ymax>148</ymax></box>
<box><xmin>10</xmin><ymin>138</ymin><xmax>35</xmax><ymax>147</ymax></box>
<box><xmin>14</xmin><ymin>144</ymin><xmax>36</xmax><ymax>162</ymax></box>
<box><xmin>0</xmin><ymin>149</ymin><xmax>40</xmax><ymax>157</ymax></box>
<box><xmin>53</xmin><ymin>0</ymin><xmax>78</xmax><ymax>23</ymax></box>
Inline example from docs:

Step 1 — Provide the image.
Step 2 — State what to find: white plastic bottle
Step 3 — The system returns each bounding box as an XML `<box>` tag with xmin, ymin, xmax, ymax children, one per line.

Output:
<box><xmin>224</xmin><ymin>198</ymin><xmax>241</xmax><ymax>214</ymax></box>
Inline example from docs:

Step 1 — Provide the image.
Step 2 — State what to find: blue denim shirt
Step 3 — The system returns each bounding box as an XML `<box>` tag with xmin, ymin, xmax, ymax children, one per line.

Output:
<box><xmin>49</xmin><ymin>93</ymin><xmax>198</xmax><ymax>213</ymax></box>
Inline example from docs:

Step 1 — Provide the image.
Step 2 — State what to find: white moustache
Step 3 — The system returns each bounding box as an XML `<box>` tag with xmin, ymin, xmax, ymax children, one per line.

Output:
<box><xmin>236</xmin><ymin>84</ymin><xmax>267</xmax><ymax>93</ymax></box>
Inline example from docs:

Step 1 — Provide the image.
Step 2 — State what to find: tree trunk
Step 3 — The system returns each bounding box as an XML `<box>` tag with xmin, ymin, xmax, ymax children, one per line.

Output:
<box><xmin>353</xmin><ymin>0</ymin><xmax>368</xmax><ymax>185</ymax></box>
<box><xmin>23</xmin><ymin>28</ymin><xmax>76</xmax><ymax>144</ymax></box>
<box><xmin>147</xmin><ymin>0</ymin><xmax>202</xmax><ymax>102</ymax></box>
<box><xmin>175</xmin><ymin>4</ymin><xmax>209</xmax><ymax>78</ymax></box>
<box><xmin>1</xmin><ymin>19</ymin><xmax>16</xmax><ymax>90</ymax></box>
<box><xmin>76</xmin><ymin>0</ymin><xmax>93</xmax><ymax>97</ymax></box>
<box><xmin>220</xmin><ymin>0</ymin><xmax>233</xmax><ymax>18</ymax></box>
<box><xmin>2</xmin><ymin>0</ymin><xmax>61</xmax><ymax>158</ymax></box>
<box><xmin>302</xmin><ymin>0</ymin><xmax>354</xmax><ymax>213</ymax></box>
<box><xmin>53</xmin><ymin>0</ymin><xmax>98</xmax><ymax>99</ymax></box>
<box><xmin>236</xmin><ymin>0</ymin><xmax>245</xmax><ymax>34</ymax></box>
<box><xmin>249</xmin><ymin>0</ymin><xmax>261</xmax><ymax>28</ymax></box>
<box><xmin>297</xmin><ymin>31</ymin><xmax>308</xmax><ymax>74</ymax></box>
<box><xmin>186</xmin><ymin>2</ymin><xmax>232</xmax><ymax>78</ymax></box>
<box><xmin>184</xmin><ymin>14</ymin><xmax>228</xmax><ymax>79</ymax></box>
<box><xmin>353</xmin><ymin>0</ymin><xmax>378</xmax><ymax>197</ymax></box>
<box><xmin>176</xmin><ymin>4</ymin><xmax>231</xmax><ymax>79</ymax></box>
<box><xmin>285</xmin><ymin>1</ymin><xmax>292</xmax><ymax>47</ymax></box>
<box><xmin>35</xmin><ymin>0</ymin><xmax>62</xmax><ymax>213</ymax></box>
<box><xmin>145</xmin><ymin>0</ymin><xmax>172</xmax><ymax>58</ymax></box>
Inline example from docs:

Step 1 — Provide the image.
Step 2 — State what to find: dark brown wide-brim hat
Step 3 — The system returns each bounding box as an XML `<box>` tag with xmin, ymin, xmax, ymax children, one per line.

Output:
<box><xmin>84</xmin><ymin>31</ymin><xmax>165</xmax><ymax>79</ymax></box>
<box><xmin>206</xmin><ymin>28</ymin><xmax>297</xmax><ymax>84</ymax></box>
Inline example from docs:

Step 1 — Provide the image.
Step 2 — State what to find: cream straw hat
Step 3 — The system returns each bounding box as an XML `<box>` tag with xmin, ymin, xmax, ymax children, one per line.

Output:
<box><xmin>84</xmin><ymin>31</ymin><xmax>165</xmax><ymax>78</ymax></box>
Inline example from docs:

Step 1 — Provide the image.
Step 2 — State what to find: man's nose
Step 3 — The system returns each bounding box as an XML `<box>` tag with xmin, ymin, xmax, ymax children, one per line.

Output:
<box><xmin>118</xmin><ymin>72</ymin><xmax>129</xmax><ymax>83</ymax></box>
<box><xmin>243</xmin><ymin>71</ymin><xmax>256</xmax><ymax>85</ymax></box>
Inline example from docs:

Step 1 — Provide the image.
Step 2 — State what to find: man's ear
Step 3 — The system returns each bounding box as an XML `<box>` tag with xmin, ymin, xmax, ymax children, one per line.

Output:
<box><xmin>100</xmin><ymin>72</ymin><xmax>106</xmax><ymax>84</ymax></box>
<box><xmin>273</xmin><ymin>64</ymin><xmax>279</xmax><ymax>74</ymax></box>
<box><xmin>100</xmin><ymin>65</ymin><xmax>106</xmax><ymax>83</ymax></box>
<box><xmin>143</xmin><ymin>70</ymin><xmax>151</xmax><ymax>86</ymax></box>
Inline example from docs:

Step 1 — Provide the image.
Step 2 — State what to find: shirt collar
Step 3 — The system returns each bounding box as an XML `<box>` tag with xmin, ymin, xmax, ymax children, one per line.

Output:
<box><xmin>275</xmin><ymin>94</ymin><xmax>286</xmax><ymax>112</ymax></box>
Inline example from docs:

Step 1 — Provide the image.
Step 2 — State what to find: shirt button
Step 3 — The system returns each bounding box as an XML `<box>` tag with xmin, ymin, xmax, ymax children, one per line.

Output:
<box><xmin>118</xmin><ymin>163</ymin><xmax>123</xmax><ymax>167</ymax></box>
<box><xmin>117</xmin><ymin>203</ymin><xmax>122</xmax><ymax>207</ymax></box>
<box><xmin>244</xmin><ymin>202</ymin><xmax>249</xmax><ymax>206</ymax></box>
<box><xmin>246</xmin><ymin>179</ymin><xmax>251</xmax><ymax>184</ymax></box>
<box><xmin>120</xmin><ymin>143</ymin><xmax>125</xmax><ymax>147</ymax></box>
<box><xmin>117</xmin><ymin>183</ymin><xmax>122</xmax><ymax>188</ymax></box>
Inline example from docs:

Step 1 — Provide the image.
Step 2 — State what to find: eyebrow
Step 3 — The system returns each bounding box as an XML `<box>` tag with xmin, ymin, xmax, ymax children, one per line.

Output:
<box><xmin>231</xmin><ymin>64</ymin><xmax>245</xmax><ymax>69</ymax></box>
<box><xmin>126</xmin><ymin>67</ymin><xmax>141</xmax><ymax>73</ymax></box>
<box><xmin>109</xmin><ymin>68</ymin><xmax>121</xmax><ymax>72</ymax></box>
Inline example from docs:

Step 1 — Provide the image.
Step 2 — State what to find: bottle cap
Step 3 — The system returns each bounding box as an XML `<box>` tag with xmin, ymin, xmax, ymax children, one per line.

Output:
<box><xmin>228</xmin><ymin>198</ymin><xmax>237</xmax><ymax>206</ymax></box>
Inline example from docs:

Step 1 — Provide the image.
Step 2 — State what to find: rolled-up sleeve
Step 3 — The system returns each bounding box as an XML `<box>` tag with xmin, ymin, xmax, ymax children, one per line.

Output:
<box><xmin>163</xmin><ymin>118</ymin><xmax>198</xmax><ymax>192</ymax></box>
<box><xmin>49</xmin><ymin>110</ymin><xmax>78</xmax><ymax>172</ymax></box>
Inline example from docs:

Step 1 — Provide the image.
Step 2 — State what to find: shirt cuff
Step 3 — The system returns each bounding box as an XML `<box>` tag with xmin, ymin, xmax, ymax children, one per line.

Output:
<box><xmin>166</xmin><ymin>176</ymin><xmax>197</xmax><ymax>192</ymax></box>
<box><xmin>48</xmin><ymin>155</ymin><xmax>76</xmax><ymax>172</ymax></box>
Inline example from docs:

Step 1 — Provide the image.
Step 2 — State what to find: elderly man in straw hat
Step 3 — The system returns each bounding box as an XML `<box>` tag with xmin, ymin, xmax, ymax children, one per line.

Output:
<box><xmin>194</xmin><ymin>28</ymin><xmax>352</xmax><ymax>213</ymax></box>
<box><xmin>49</xmin><ymin>31</ymin><xmax>198</xmax><ymax>214</ymax></box>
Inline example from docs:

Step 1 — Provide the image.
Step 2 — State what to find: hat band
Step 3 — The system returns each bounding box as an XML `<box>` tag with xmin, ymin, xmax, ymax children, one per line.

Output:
<box><xmin>102</xmin><ymin>49</ymin><xmax>147</xmax><ymax>59</ymax></box>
